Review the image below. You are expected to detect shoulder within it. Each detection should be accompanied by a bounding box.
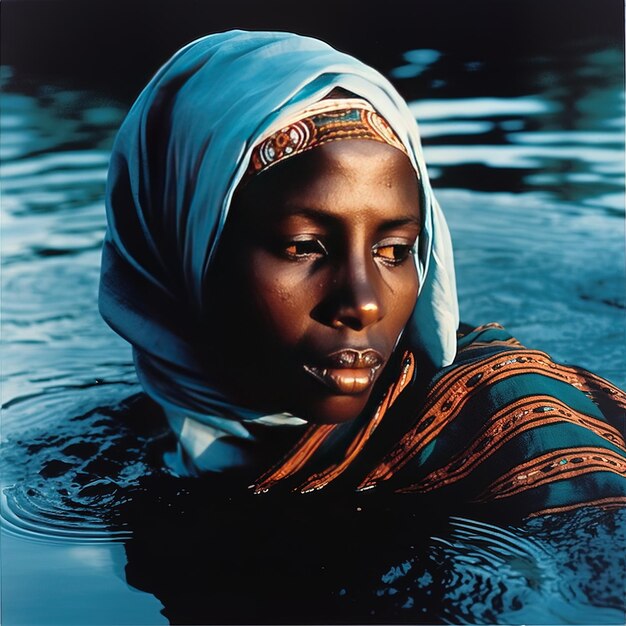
[360,323,626,518]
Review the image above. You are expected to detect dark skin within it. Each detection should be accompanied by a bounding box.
[205,139,421,423]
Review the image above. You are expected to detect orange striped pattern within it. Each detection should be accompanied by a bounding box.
[396,395,625,494]
[357,349,589,490]
[474,447,626,502]
[556,364,626,410]
[250,423,337,493]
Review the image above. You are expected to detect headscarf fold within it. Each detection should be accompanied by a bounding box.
[99,30,459,467]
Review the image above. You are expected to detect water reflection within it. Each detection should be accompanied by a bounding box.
[395,46,625,207]
[390,49,442,79]
[1,40,624,624]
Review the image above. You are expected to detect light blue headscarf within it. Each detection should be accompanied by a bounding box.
[99,30,459,472]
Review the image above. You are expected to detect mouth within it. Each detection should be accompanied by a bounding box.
[303,349,384,395]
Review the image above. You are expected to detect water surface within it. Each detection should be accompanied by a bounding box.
[1,40,624,625]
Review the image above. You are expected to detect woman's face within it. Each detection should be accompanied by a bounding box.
[207,139,421,423]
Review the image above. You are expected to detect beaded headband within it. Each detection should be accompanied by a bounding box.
[247,98,409,177]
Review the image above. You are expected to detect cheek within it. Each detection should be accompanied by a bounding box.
[245,257,315,342]
[388,267,420,325]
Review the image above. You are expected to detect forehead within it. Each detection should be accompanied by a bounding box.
[234,140,421,226]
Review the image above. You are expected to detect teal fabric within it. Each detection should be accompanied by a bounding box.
[99,30,459,430]
[367,325,626,517]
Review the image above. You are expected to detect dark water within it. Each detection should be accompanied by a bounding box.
[1,37,625,626]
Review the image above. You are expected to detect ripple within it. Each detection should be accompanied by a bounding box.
[365,513,625,624]
[411,96,558,119]
[1,150,110,180]
[1,487,129,543]
[0,392,172,544]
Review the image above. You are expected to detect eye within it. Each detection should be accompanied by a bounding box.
[373,242,415,266]
[283,238,328,260]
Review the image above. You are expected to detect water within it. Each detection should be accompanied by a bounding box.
[1,39,624,625]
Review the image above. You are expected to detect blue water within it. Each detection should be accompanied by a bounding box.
[1,41,624,625]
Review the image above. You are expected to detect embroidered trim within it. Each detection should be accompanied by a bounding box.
[396,395,626,494]
[247,98,408,177]
[474,446,626,502]
[356,349,613,490]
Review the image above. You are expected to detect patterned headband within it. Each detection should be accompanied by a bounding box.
[247,97,409,177]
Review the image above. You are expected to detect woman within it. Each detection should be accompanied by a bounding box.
[100,30,625,519]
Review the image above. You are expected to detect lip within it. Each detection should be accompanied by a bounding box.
[303,349,384,395]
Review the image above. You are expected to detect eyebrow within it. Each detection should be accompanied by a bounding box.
[378,216,422,231]
[280,207,421,231]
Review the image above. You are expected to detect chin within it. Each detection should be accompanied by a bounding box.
[294,393,371,424]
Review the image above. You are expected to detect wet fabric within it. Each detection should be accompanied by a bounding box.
[99,31,459,447]
[250,323,626,518]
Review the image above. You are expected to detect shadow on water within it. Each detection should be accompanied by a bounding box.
[1,23,624,626]
[117,475,626,624]
[3,392,624,624]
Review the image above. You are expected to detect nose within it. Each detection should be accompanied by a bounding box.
[326,252,385,331]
